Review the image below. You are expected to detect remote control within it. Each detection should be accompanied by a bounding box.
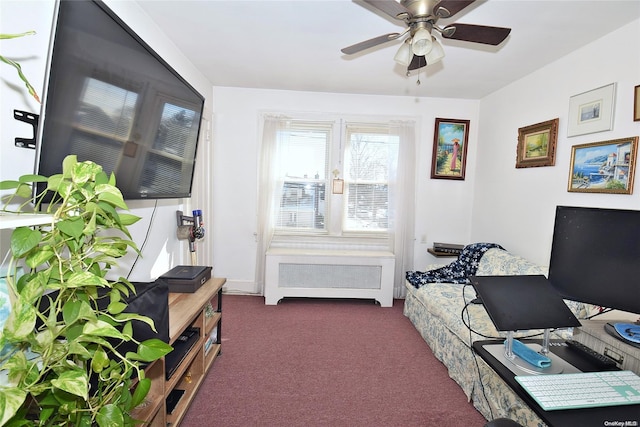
[565,339,617,368]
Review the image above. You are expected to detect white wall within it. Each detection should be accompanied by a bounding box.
[5,3,637,296]
[210,88,479,293]
[472,19,640,267]
[0,1,214,281]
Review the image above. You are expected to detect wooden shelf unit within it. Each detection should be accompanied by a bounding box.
[134,277,225,427]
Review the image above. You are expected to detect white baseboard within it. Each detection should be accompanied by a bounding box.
[222,279,260,296]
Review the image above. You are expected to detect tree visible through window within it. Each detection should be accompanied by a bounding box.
[344,126,398,232]
[273,120,398,235]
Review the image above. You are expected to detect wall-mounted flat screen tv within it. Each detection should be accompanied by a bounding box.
[36,0,205,200]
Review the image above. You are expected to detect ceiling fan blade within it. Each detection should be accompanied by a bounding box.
[434,0,476,18]
[341,32,403,55]
[441,23,511,46]
[408,55,426,71]
[362,0,412,21]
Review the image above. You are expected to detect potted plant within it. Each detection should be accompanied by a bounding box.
[0,155,172,426]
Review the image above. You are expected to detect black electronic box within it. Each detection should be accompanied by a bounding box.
[159,265,212,293]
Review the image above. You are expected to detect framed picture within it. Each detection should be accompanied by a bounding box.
[431,118,470,180]
[634,85,640,121]
[567,83,616,137]
[568,136,638,194]
[332,178,344,194]
[516,118,559,168]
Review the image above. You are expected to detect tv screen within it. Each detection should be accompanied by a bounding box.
[36,0,204,200]
[548,206,640,315]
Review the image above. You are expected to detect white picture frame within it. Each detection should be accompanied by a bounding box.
[567,83,616,137]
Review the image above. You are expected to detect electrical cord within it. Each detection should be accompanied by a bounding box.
[585,307,613,320]
[461,283,566,421]
[463,283,494,421]
[126,199,158,280]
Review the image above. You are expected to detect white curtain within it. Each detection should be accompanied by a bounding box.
[254,115,288,294]
[255,115,415,299]
[388,120,416,298]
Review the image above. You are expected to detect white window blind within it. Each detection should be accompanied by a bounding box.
[343,124,399,232]
[275,122,331,231]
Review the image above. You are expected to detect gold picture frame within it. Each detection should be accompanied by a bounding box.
[568,136,638,194]
[430,118,470,180]
[634,85,640,121]
[516,118,558,168]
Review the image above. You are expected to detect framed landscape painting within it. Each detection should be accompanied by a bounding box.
[516,118,558,168]
[431,118,470,180]
[568,136,638,194]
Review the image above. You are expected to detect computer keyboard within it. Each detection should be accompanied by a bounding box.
[515,370,640,411]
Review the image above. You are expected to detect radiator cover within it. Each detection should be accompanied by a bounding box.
[279,263,382,289]
[264,249,395,307]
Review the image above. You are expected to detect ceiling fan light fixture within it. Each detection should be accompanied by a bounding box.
[394,40,412,66]
[425,37,445,65]
[411,27,433,56]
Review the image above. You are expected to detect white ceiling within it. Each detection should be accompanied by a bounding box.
[136,0,640,99]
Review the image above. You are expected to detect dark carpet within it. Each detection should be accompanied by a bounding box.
[180,295,486,427]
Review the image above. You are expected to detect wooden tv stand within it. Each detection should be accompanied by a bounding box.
[132,277,225,426]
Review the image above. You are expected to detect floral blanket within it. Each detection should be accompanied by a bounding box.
[406,242,504,287]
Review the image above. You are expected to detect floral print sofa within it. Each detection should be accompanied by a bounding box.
[403,247,594,427]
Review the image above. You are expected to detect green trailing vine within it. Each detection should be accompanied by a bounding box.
[0,155,172,426]
[1,31,40,103]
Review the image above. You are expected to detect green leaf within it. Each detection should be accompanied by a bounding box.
[15,183,33,198]
[91,347,109,373]
[4,300,36,340]
[67,340,92,358]
[10,226,41,258]
[25,245,54,269]
[93,242,128,258]
[56,216,84,240]
[61,155,78,178]
[66,271,108,288]
[15,275,44,305]
[0,31,36,40]
[18,174,48,183]
[63,300,96,324]
[129,338,173,362]
[96,185,127,209]
[130,377,151,409]
[96,403,124,427]
[51,370,89,400]
[107,301,127,315]
[114,312,156,331]
[117,213,141,226]
[0,387,28,426]
[122,321,133,339]
[83,319,125,340]
[0,180,20,190]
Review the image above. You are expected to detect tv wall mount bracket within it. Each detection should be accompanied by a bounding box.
[14,109,39,149]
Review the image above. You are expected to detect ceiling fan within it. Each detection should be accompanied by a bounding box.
[341,0,511,71]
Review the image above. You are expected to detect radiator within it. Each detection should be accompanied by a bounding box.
[264,249,395,307]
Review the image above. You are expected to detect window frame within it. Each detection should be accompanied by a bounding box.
[269,116,398,242]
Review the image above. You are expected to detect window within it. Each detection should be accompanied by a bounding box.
[275,123,330,231]
[271,119,398,236]
[344,124,398,232]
